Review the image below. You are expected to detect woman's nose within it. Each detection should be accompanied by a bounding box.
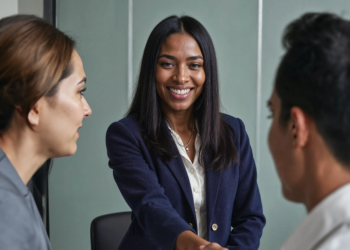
[83,97,92,117]
[173,64,190,84]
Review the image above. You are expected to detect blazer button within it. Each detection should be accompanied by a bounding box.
[211,223,218,231]
[189,223,193,228]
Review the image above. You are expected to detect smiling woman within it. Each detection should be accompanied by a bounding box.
[0,15,91,250]
[106,15,265,250]
[156,33,205,114]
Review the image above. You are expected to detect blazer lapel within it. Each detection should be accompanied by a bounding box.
[205,156,223,224]
[166,136,195,215]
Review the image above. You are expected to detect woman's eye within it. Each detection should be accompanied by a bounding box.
[161,62,173,67]
[79,87,87,97]
[191,63,201,68]
[267,113,274,119]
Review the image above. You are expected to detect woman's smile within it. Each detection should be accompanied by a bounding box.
[167,87,194,99]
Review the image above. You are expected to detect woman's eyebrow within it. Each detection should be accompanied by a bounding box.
[158,54,203,61]
[186,55,203,61]
[77,77,87,85]
[158,54,177,60]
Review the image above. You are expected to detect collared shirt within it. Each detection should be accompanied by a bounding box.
[0,148,51,250]
[281,183,350,250]
[168,126,208,240]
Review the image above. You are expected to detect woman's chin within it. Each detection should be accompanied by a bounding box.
[168,103,192,112]
[68,145,78,156]
[54,144,78,158]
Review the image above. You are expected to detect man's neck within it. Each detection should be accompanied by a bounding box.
[303,155,350,212]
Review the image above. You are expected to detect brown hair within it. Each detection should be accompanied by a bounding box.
[0,15,75,133]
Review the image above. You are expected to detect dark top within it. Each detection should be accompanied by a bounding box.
[0,148,51,250]
[106,113,266,250]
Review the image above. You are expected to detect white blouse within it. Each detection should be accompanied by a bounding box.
[168,126,208,240]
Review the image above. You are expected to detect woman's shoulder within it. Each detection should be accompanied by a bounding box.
[106,114,142,143]
[113,113,138,126]
[107,114,139,132]
[221,113,252,155]
[0,187,45,250]
[0,166,32,225]
[220,113,245,133]
[0,151,25,195]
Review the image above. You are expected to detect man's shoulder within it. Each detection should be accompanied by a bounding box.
[316,219,350,250]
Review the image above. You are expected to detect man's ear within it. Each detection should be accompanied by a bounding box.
[27,101,41,126]
[290,107,311,147]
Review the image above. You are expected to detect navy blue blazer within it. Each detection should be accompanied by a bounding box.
[106,113,265,250]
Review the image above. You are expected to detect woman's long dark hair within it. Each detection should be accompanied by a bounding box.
[127,15,238,170]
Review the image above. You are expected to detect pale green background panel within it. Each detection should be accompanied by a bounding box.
[50,1,129,250]
[18,0,43,17]
[132,0,259,151]
[0,0,17,18]
[259,1,350,249]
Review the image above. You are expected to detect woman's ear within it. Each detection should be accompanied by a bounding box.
[290,107,311,147]
[27,101,41,126]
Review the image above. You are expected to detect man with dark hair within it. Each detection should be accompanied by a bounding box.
[267,13,350,250]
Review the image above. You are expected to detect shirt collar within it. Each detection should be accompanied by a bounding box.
[281,183,350,250]
[0,147,30,197]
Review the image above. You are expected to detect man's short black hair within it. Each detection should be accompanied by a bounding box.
[275,12,350,166]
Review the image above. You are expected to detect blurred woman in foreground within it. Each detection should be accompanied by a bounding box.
[0,15,91,249]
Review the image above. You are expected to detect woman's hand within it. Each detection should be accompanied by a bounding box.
[199,242,228,250]
[175,230,209,250]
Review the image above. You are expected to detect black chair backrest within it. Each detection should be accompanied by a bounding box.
[91,211,131,250]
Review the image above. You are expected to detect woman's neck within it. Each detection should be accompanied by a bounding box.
[0,126,47,185]
[162,103,194,133]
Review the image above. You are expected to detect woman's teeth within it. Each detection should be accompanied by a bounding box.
[169,88,191,95]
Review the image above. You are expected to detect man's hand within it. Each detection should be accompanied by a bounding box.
[199,242,228,250]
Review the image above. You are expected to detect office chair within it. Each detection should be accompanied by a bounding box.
[90,211,131,250]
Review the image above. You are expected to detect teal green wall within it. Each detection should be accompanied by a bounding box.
[50,1,129,250]
[50,1,350,250]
